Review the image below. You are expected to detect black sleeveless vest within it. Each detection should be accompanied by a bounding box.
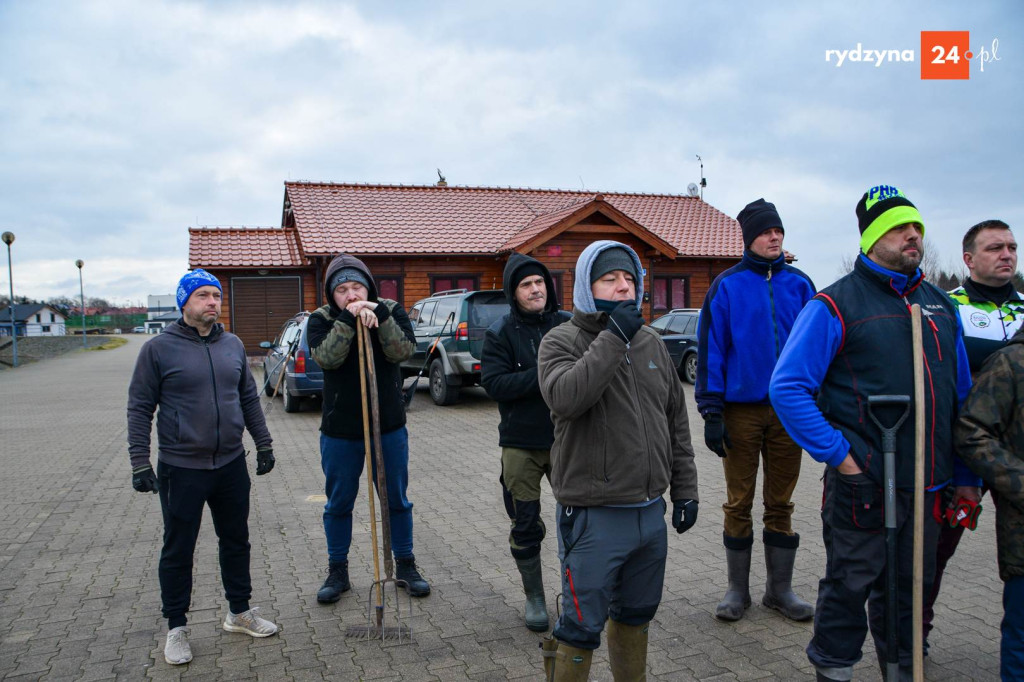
[814,258,961,490]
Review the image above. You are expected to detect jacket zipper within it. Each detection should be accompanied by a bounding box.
[767,269,780,357]
[204,338,221,464]
[626,351,653,497]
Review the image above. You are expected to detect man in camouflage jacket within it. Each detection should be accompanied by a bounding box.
[956,325,1024,680]
[306,254,430,603]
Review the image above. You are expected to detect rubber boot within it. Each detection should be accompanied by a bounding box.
[540,637,593,682]
[514,555,549,632]
[762,533,814,621]
[607,619,649,682]
[715,537,752,621]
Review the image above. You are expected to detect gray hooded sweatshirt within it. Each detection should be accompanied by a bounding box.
[127,319,271,470]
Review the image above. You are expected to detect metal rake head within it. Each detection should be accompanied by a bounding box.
[344,578,413,643]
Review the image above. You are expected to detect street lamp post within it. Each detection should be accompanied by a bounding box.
[2,231,17,368]
[76,259,86,349]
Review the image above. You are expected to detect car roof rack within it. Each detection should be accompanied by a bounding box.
[431,289,469,297]
[669,308,700,313]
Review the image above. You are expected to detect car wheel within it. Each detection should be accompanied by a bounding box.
[283,387,301,413]
[682,353,697,385]
[429,358,459,406]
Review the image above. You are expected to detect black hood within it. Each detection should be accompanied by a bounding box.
[323,253,377,313]
[502,252,559,316]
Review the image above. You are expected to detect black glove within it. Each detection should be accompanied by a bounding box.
[703,413,731,458]
[132,464,159,493]
[672,499,698,534]
[256,448,275,476]
[606,301,644,342]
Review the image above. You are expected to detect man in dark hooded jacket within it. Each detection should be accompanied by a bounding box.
[481,252,570,632]
[306,254,430,603]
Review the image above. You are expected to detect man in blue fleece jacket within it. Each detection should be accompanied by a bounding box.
[696,198,816,623]
[769,185,978,682]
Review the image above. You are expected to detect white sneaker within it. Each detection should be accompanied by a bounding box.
[164,626,192,665]
[223,607,279,637]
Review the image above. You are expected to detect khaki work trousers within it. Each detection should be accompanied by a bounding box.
[721,403,802,540]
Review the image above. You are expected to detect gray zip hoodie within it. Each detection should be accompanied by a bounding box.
[127,319,271,470]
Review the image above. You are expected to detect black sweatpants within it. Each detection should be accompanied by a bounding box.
[157,455,252,628]
[807,468,939,676]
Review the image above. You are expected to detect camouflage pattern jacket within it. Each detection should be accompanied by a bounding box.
[955,326,1024,580]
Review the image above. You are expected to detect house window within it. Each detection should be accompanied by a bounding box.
[376,276,403,303]
[35,314,41,323]
[431,275,479,294]
[651,276,689,311]
[42,325,51,333]
[549,272,564,308]
[49,313,54,322]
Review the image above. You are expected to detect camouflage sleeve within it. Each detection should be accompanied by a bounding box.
[376,300,416,364]
[308,307,357,370]
[955,352,1024,499]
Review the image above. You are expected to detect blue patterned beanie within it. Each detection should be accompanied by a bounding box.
[176,269,222,309]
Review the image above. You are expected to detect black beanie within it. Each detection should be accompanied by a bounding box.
[737,199,783,248]
[590,247,637,283]
[513,262,546,287]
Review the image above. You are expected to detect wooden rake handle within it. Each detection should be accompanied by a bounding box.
[357,324,383,609]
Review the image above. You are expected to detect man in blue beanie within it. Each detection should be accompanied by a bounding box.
[127,269,278,666]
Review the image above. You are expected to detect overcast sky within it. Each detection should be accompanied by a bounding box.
[1,1,1020,304]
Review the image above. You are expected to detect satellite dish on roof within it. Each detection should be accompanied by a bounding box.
[686,183,700,197]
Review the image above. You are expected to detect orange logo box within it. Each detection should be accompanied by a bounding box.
[921,31,971,80]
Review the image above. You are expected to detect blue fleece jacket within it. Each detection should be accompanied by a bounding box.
[769,254,978,488]
[695,251,815,415]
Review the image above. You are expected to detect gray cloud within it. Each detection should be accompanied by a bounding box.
[0,0,1020,302]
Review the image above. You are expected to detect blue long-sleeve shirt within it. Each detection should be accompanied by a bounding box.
[769,254,978,488]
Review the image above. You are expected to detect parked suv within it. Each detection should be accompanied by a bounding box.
[650,308,700,384]
[260,312,323,413]
[401,289,510,405]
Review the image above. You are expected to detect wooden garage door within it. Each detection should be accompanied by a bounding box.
[231,277,302,355]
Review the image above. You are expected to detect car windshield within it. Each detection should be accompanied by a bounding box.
[466,292,510,329]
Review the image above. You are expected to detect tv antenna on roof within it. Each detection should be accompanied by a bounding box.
[695,155,707,200]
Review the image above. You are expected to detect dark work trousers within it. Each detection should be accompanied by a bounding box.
[923,485,989,643]
[157,455,252,629]
[499,447,551,560]
[722,403,803,540]
[1003,575,1024,681]
[807,468,939,677]
[553,501,667,650]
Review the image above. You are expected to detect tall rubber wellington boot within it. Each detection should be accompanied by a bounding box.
[514,555,549,632]
[762,533,814,621]
[607,619,649,682]
[540,637,593,682]
[716,537,753,621]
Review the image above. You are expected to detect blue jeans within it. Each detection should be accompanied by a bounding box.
[320,428,414,562]
[1003,576,1024,681]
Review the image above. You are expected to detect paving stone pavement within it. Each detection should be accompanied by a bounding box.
[0,335,1004,681]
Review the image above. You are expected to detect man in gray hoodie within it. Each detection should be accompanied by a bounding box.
[127,269,278,666]
[537,241,700,681]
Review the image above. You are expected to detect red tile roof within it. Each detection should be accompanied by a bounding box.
[283,182,742,258]
[189,226,303,268]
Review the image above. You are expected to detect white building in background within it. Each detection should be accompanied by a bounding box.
[145,294,180,333]
[0,304,67,336]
